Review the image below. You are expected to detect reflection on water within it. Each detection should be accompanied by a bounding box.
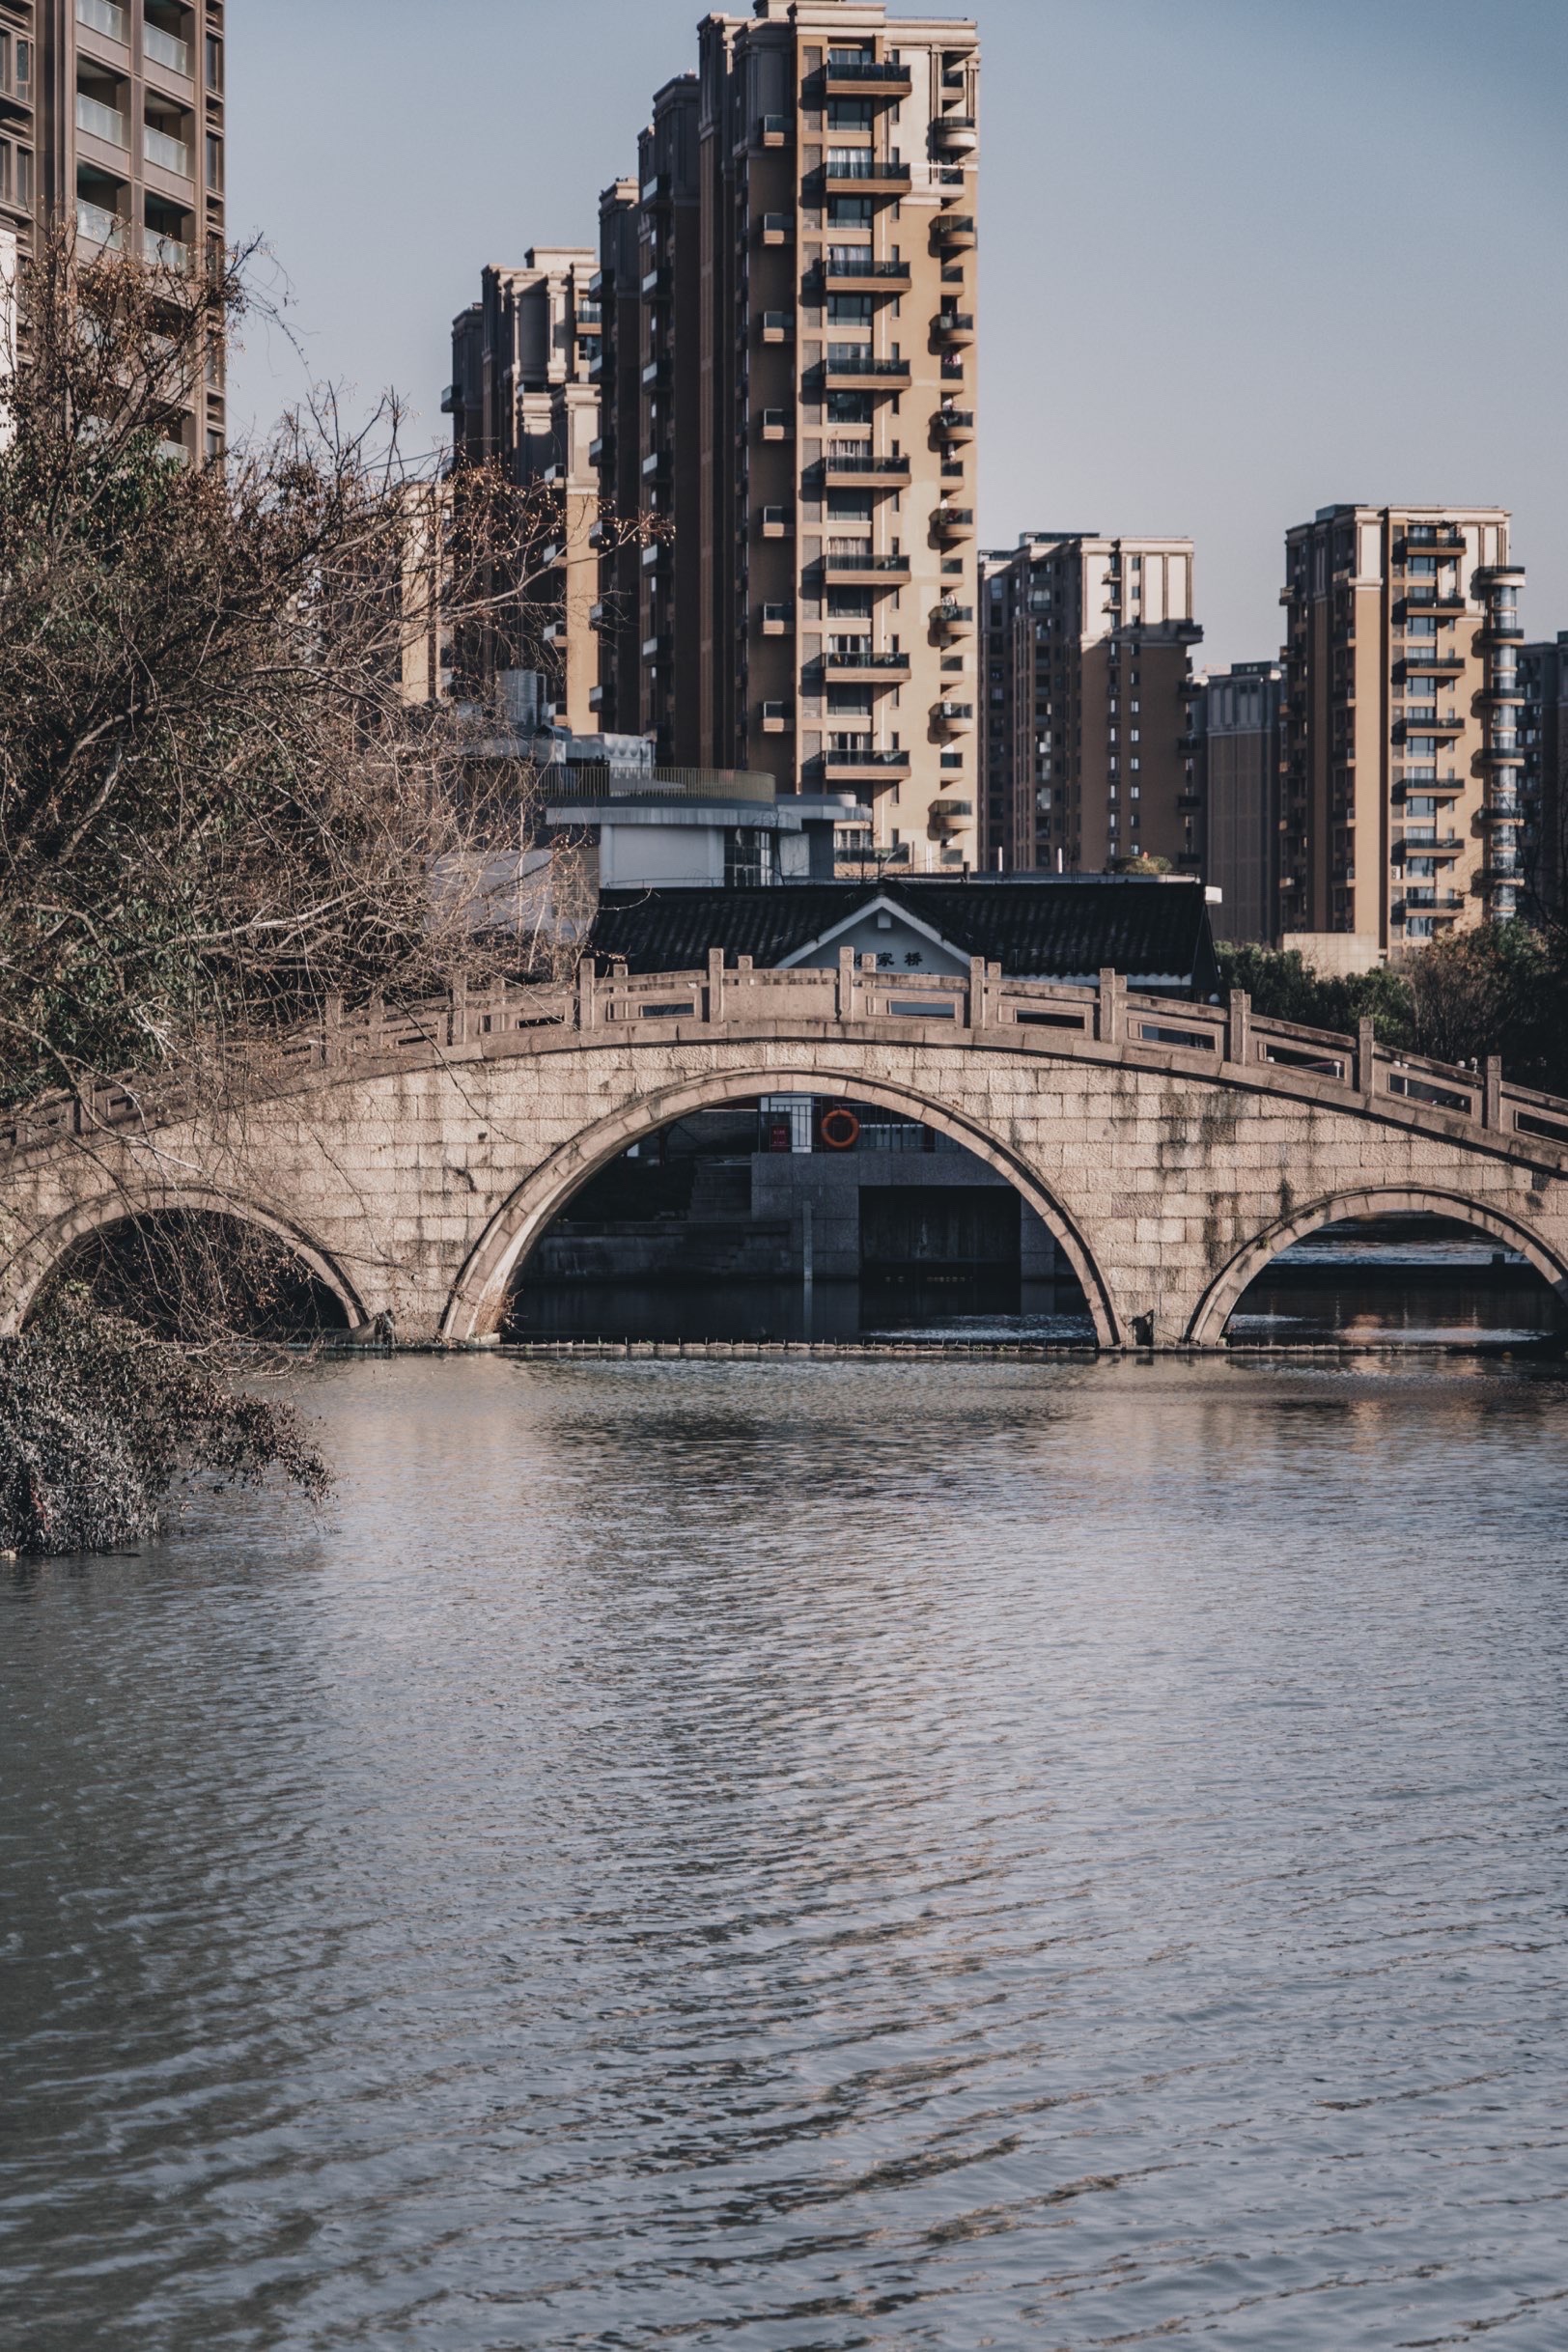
[513,1247,1561,1350]
[4,1355,1568,2350]
[512,1271,1098,1345]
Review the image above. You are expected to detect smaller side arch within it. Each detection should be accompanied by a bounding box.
[0,1185,371,1336]
[1186,1185,1568,1347]
[442,1062,1121,1347]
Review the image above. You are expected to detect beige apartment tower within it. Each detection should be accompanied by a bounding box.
[447,252,602,731]
[1280,506,1525,949]
[600,0,981,868]
[1,0,227,456]
[981,535,1203,874]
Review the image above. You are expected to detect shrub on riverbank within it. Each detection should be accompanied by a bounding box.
[0,1289,328,1558]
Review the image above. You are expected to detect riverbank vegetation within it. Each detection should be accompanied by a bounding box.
[0,228,590,1552]
[1218,922,1568,1097]
[0,1287,328,1559]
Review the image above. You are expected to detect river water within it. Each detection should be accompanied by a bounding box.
[4,1356,1568,2349]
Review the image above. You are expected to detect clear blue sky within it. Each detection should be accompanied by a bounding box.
[230,0,1568,668]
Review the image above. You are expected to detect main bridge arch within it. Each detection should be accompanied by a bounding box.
[1187,1185,1568,1348]
[440,1062,1120,1346]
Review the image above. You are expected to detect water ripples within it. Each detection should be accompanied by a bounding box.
[3,1357,1568,2348]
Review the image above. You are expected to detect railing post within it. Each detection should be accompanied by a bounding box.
[1225,988,1250,1068]
[1358,1018,1376,1100]
[707,946,725,1025]
[577,958,599,1031]
[968,954,989,1029]
[1484,1054,1502,1130]
[837,943,856,1022]
[1096,966,1123,1044]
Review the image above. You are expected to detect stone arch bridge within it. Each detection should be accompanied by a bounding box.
[5,951,1568,1350]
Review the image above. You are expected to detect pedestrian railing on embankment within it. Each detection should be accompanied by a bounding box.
[5,953,1568,1164]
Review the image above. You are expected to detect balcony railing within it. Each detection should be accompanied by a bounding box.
[76,0,128,38]
[76,91,129,148]
[142,224,194,271]
[823,154,909,183]
[143,21,192,74]
[76,197,124,250]
[144,123,193,177]
[825,454,909,476]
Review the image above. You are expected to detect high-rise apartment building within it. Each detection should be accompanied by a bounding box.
[980,534,1202,874]
[592,78,705,764]
[446,251,602,731]
[0,0,226,457]
[1195,661,1282,945]
[1279,506,1524,949]
[600,0,981,869]
[591,175,644,742]
[1520,631,1567,919]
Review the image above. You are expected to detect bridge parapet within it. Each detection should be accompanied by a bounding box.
[5,962,1568,1173]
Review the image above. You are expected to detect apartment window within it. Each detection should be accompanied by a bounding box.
[0,34,9,98]
[15,144,32,208]
[827,294,873,325]
[205,34,223,93]
[15,38,30,95]
[0,139,9,203]
[828,196,874,227]
[206,133,223,193]
[827,100,874,129]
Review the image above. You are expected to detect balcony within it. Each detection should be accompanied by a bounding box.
[1401,587,1467,617]
[142,224,194,271]
[754,113,792,149]
[823,452,910,487]
[823,58,912,97]
[934,114,979,154]
[822,254,910,291]
[824,650,910,682]
[76,0,128,39]
[75,197,125,250]
[758,211,795,245]
[821,348,910,390]
[932,601,975,638]
[640,173,672,208]
[1482,740,1526,765]
[1403,526,1465,553]
[822,748,910,781]
[930,797,973,829]
[1400,651,1466,678]
[821,154,910,194]
[932,701,974,735]
[821,547,910,585]
[933,406,974,443]
[1483,614,1526,643]
[760,504,794,539]
[936,212,977,250]
[76,90,129,149]
[144,19,192,76]
[933,504,975,543]
[1396,714,1465,741]
[759,602,795,634]
[144,120,193,179]
[760,309,795,343]
[759,407,794,442]
[934,309,975,347]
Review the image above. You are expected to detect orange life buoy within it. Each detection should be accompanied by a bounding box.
[820,1106,860,1152]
